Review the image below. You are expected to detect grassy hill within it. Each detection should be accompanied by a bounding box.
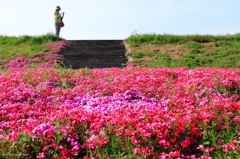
[127,33,240,68]
[0,33,240,69]
[0,34,63,69]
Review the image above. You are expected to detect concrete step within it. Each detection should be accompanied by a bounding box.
[66,40,125,49]
[64,46,125,50]
[64,58,127,63]
[61,49,125,56]
[59,40,127,69]
[67,40,124,45]
[63,61,126,69]
[64,55,126,61]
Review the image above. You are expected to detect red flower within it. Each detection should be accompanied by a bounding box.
[190,123,198,134]
[169,150,180,157]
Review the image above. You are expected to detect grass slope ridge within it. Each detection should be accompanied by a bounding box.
[127,33,240,68]
[0,33,64,69]
[0,33,240,69]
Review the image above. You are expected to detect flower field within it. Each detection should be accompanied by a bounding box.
[0,66,239,158]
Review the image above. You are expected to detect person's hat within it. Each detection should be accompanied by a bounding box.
[56,6,61,10]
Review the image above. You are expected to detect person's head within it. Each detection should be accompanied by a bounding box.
[56,6,61,12]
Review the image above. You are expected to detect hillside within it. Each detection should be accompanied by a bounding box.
[0,33,240,69]
[0,34,64,69]
[126,33,240,68]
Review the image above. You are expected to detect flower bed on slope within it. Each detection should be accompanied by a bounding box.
[0,67,239,158]
[4,40,66,69]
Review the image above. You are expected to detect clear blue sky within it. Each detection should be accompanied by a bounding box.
[0,0,239,40]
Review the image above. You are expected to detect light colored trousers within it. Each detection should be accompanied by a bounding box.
[55,23,61,36]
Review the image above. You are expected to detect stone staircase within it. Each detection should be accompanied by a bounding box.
[59,40,128,69]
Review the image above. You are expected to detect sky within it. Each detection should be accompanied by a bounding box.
[0,0,240,40]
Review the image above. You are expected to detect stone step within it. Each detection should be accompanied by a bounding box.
[61,49,125,56]
[59,40,127,69]
[64,43,125,50]
[64,58,127,63]
[64,55,126,61]
[63,61,126,69]
[64,46,125,50]
[67,40,124,45]
[66,40,125,49]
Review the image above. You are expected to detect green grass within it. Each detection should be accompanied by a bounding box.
[186,41,203,49]
[127,33,240,46]
[0,33,63,65]
[129,52,155,58]
[127,33,240,68]
[0,33,239,69]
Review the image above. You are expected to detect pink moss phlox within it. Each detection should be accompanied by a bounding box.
[0,67,239,158]
[5,56,31,69]
[5,40,66,69]
[32,122,56,139]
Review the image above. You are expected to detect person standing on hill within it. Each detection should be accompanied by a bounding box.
[54,6,65,36]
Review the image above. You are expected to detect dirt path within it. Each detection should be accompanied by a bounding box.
[127,41,220,58]
[129,43,190,59]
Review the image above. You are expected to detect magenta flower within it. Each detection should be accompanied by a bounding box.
[32,123,55,138]
[222,144,228,152]
[0,66,239,158]
[229,140,237,150]
[36,152,45,159]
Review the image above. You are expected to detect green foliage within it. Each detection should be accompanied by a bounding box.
[216,40,231,46]
[127,33,185,46]
[189,49,200,55]
[130,48,240,68]
[232,42,240,48]
[187,41,203,49]
[153,53,172,67]
[0,33,62,45]
[128,52,172,68]
[128,33,240,68]
[127,33,240,47]
[129,52,155,58]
